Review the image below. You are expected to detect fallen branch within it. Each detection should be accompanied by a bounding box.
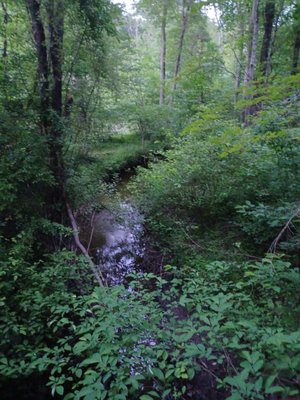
[66,202,106,287]
[268,206,300,253]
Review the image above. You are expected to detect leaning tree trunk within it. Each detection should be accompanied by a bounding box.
[159,0,167,106]
[260,0,275,78]
[170,0,192,104]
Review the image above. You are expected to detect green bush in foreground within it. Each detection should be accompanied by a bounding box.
[1,254,299,399]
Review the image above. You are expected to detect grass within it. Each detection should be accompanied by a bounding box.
[90,133,154,177]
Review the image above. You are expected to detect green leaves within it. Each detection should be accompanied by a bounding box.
[151,367,164,381]
[80,353,102,366]
[2,254,300,399]
[56,386,64,396]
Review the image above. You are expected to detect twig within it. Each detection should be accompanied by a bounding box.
[222,347,238,375]
[66,202,106,287]
[199,359,219,381]
[180,226,204,250]
[87,211,96,253]
[268,207,300,253]
[231,46,244,70]
[87,226,95,254]
[63,27,87,91]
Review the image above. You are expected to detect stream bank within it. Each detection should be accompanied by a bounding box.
[76,159,230,400]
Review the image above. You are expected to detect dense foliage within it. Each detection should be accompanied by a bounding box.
[1,0,300,399]
[132,74,300,260]
[1,255,300,399]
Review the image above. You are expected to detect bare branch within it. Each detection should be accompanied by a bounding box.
[66,202,106,287]
[268,207,300,253]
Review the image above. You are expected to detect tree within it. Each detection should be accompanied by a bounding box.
[136,0,171,105]
[25,0,117,223]
[170,0,193,99]
[244,0,259,85]
[160,0,168,105]
[26,0,65,221]
[259,0,276,77]
[242,0,260,123]
[1,2,8,58]
[291,3,300,74]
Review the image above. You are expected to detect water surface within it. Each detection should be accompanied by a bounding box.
[81,173,145,285]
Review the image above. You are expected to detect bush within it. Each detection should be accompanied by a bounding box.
[2,255,299,399]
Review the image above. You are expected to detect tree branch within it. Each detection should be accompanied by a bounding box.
[66,202,106,287]
[268,207,300,253]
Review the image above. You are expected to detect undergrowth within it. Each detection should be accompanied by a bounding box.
[1,253,299,399]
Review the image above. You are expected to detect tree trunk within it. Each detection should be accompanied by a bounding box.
[234,9,246,106]
[292,4,300,75]
[170,0,192,103]
[27,0,65,223]
[1,2,8,58]
[46,0,65,190]
[244,0,259,85]
[243,0,259,123]
[47,0,64,119]
[292,34,300,74]
[1,2,8,99]
[266,0,284,78]
[234,50,243,106]
[260,0,275,77]
[26,0,50,134]
[159,0,167,106]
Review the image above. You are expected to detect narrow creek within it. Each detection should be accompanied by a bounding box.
[81,171,146,285]
[79,170,225,400]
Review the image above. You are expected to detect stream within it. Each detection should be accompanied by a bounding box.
[81,171,146,285]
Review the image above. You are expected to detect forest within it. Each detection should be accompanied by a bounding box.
[0,0,300,399]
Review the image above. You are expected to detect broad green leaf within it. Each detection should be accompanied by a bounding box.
[56,386,64,396]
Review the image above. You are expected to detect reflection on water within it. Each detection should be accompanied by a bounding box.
[81,183,161,382]
[92,201,145,285]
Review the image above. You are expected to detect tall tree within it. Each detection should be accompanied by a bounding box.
[1,1,8,58]
[26,0,65,219]
[25,0,116,221]
[160,0,168,105]
[243,0,260,122]
[170,0,193,100]
[1,1,8,99]
[244,0,260,85]
[233,2,247,105]
[259,0,276,77]
[137,0,172,105]
[26,0,50,133]
[291,3,300,74]
[264,0,285,78]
